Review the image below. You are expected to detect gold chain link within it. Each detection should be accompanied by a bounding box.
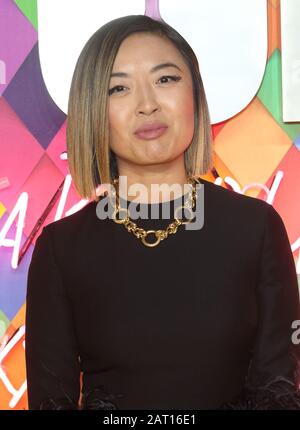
[110,176,200,247]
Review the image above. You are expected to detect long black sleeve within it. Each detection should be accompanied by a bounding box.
[221,203,300,409]
[25,225,81,410]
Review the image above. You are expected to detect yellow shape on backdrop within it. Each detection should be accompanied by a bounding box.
[0,202,6,218]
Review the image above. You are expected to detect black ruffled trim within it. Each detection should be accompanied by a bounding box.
[34,362,80,410]
[38,397,79,410]
[219,376,300,410]
[80,385,125,410]
[36,377,300,410]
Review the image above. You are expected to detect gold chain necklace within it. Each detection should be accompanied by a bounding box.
[110,176,200,248]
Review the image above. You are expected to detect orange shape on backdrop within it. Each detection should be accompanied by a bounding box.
[267,0,282,57]
[268,0,280,10]
[213,97,293,198]
[10,303,26,330]
[211,151,238,184]
[0,303,27,410]
[0,328,27,410]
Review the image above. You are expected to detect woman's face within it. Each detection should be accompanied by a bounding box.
[108,32,195,173]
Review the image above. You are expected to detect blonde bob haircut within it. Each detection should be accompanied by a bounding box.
[67,14,213,202]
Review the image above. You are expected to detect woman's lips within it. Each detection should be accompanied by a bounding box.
[134,126,168,140]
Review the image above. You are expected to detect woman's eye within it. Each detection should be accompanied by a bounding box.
[158,75,182,84]
[108,85,126,96]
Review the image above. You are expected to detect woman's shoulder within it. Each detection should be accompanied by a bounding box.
[37,200,103,260]
[44,199,98,236]
[35,199,109,267]
[198,176,270,216]
[196,177,276,246]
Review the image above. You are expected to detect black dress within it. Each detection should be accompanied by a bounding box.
[25,177,300,410]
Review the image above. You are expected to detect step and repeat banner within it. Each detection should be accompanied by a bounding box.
[0,0,299,410]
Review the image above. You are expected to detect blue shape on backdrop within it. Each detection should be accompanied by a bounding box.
[0,215,34,320]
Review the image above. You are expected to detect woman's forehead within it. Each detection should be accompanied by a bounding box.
[112,36,185,73]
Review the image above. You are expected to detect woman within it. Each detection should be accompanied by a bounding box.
[25,15,300,410]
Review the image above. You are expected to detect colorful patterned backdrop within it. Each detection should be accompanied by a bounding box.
[0,0,299,410]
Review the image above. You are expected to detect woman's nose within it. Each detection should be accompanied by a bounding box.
[137,106,160,116]
[136,88,159,115]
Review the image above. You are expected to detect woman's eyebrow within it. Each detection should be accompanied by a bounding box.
[110,62,182,78]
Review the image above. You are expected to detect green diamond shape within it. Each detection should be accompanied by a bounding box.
[14,0,38,31]
[0,310,10,339]
[257,48,300,141]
